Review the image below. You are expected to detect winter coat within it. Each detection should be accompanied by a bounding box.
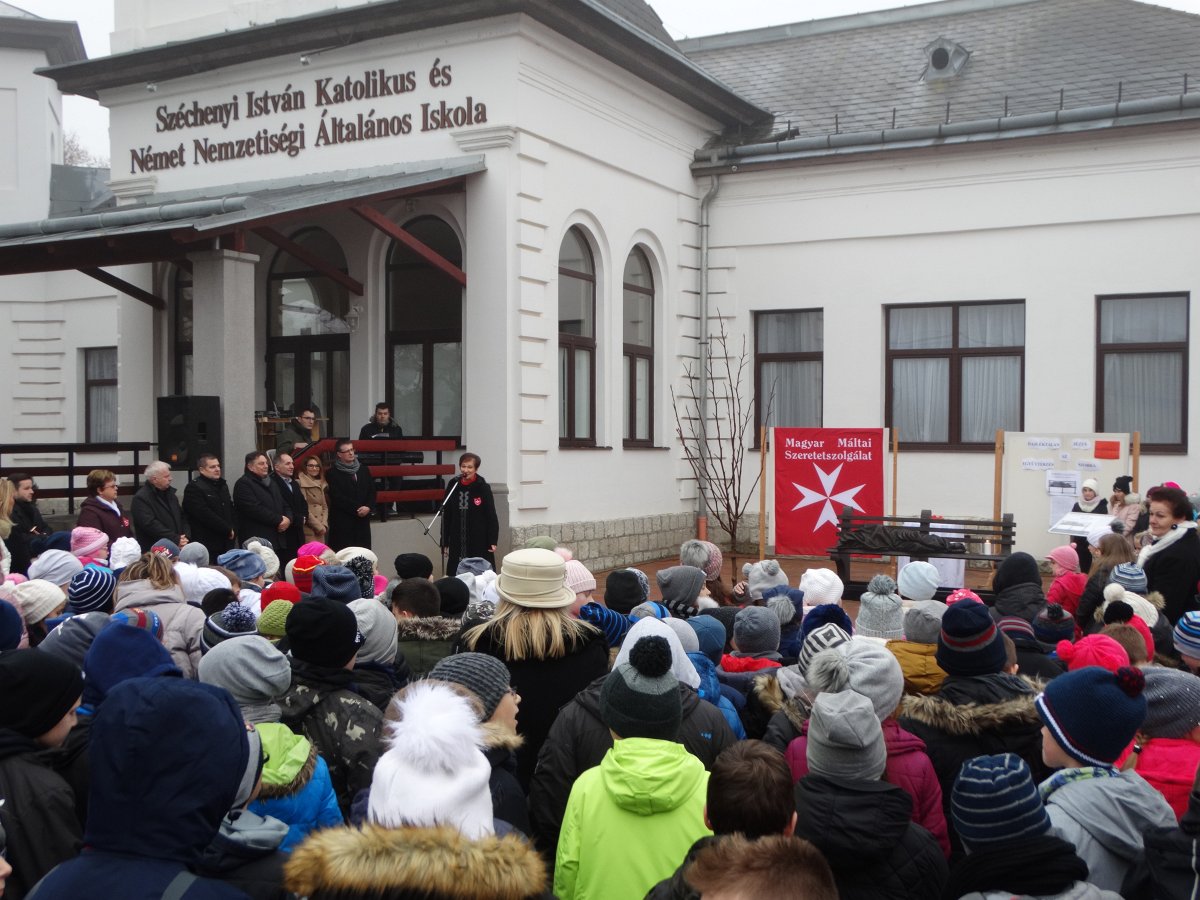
[349,659,409,712]
[281,823,553,900]
[685,651,746,739]
[785,717,950,858]
[1043,770,1176,893]
[748,673,812,751]
[1047,572,1088,617]
[196,810,288,900]
[395,615,461,677]
[887,639,947,695]
[898,673,1048,851]
[0,729,81,900]
[29,678,253,899]
[113,579,205,679]
[355,418,404,466]
[554,737,711,900]
[794,773,948,900]
[442,475,499,574]
[1129,736,1200,820]
[528,675,736,856]
[948,835,1120,900]
[233,472,289,548]
[271,473,308,562]
[1128,776,1200,900]
[465,621,609,789]
[274,419,313,457]
[183,474,236,556]
[1110,493,1145,547]
[76,495,134,547]
[1140,525,1200,624]
[297,472,328,541]
[247,732,343,853]
[644,836,716,900]
[990,582,1046,623]
[1006,633,1066,681]
[1074,569,1113,630]
[131,481,186,552]
[278,658,383,817]
[325,465,375,551]
[480,722,531,836]
[8,498,48,575]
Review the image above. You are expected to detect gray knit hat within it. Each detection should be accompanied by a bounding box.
[806,690,887,781]
[856,574,905,640]
[904,600,947,644]
[600,635,681,741]
[734,606,781,654]
[28,550,83,587]
[807,639,904,721]
[38,612,111,670]
[656,565,705,619]
[179,542,210,567]
[428,652,511,721]
[348,598,398,665]
[745,560,789,600]
[198,635,292,709]
[1141,666,1200,738]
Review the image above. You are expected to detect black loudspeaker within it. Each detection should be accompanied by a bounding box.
[157,396,223,468]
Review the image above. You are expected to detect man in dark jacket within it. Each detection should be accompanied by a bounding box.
[270,452,307,565]
[233,451,291,548]
[275,408,315,457]
[131,461,188,552]
[325,440,375,551]
[183,455,237,556]
[279,596,382,817]
[357,402,404,518]
[28,676,258,899]
[6,473,48,576]
[794,691,947,900]
[0,649,83,900]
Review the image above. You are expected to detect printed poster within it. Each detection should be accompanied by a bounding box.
[774,428,885,556]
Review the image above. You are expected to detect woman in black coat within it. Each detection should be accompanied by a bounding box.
[325,439,376,551]
[1139,485,1200,625]
[441,451,499,576]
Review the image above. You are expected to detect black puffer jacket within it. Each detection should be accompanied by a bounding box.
[528,675,737,856]
[644,836,716,900]
[990,582,1046,623]
[795,773,947,900]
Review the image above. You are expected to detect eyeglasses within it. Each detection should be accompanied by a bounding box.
[299,415,315,421]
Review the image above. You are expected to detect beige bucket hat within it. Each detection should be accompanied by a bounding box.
[496,548,575,609]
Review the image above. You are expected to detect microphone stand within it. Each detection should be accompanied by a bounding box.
[421,477,460,574]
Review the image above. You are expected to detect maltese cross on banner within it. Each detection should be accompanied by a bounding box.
[792,463,866,531]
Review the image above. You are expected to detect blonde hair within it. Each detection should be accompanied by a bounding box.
[118,552,178,590]
[0,480,13,539]
[462,599,598,662]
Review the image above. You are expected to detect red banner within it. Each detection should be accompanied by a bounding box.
[774,428,885,556]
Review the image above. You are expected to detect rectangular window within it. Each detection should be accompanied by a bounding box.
[754,309,823,432]
[1097,294,1188,452]
[885,301,1024,448]
[85,347,118,443]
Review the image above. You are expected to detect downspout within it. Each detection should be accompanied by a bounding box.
[696,174,720,539]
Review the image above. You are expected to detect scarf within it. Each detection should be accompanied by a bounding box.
[1138,520,1197,567]
[460,474,477,487]
[334,457,361,475]
[943,835,1088,899]
[256,473,273,489]
[1076,495,1103,513]
[1039,764,1120,801]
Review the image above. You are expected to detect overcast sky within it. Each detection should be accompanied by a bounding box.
[18,0,1200,161]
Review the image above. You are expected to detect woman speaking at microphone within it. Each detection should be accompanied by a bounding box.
[441,451,499,576]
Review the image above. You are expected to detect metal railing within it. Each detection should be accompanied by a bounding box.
[0,442,154,513]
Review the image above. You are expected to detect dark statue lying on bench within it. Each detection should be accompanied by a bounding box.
[834,525,967,555]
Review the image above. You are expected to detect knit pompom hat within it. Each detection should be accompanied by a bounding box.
[745,560,789,600]
[807,638,904,721]
[1055,633,1129,673]
[951,753,1051,852]
[1046,545,1081,575]
[855,574,905,640]
[936,600,1006,677]
[201,601,259,652]
[1098,582,1160,629]
[801,568,843,606]
[904,600,946,644]
[66,565,117,614]
[600,635,682,741]
[1033,603,1075,644]
[1036,665,1147,766]
[13,579,66,625]
[70,526,109,559]
[563,559,596,596]
[897,561,940,602]
[797,622,851,677]
[1141,667,1200,738]
[344,556,377,600]
[657,565,705,619]
[767,595,798,627]
[734,606,781,654]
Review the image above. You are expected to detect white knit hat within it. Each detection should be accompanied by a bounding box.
[801,568,844,605]
[14,579,67,625]
[335,546,378,568]
[109,537,143,569]
[245,540,281,580]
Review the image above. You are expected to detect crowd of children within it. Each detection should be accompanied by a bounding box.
[1,475,1199,898]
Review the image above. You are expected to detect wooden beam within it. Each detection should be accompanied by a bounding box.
[252,226,363,296]
[350,204,466,287]
[79,267,167,310]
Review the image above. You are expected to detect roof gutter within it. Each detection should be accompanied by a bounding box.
[693,91,1200,172]
[696,174,719,530]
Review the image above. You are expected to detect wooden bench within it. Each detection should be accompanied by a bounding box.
[827,507,1015,584]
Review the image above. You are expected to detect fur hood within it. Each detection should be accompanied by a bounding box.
[900,680,1042,737]
[479,720,523,753]
[395,615,462,642]
[752,672,811,733]
[284,823,548,899]
[256,738,317,800]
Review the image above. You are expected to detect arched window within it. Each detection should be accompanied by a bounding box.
[622,247,654,445]
[558,227,596,445]
[386,216,463,438]
[266,227,352,437]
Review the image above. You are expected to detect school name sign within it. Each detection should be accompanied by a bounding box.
[127,57,486,175]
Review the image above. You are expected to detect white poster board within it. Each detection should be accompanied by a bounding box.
[1000,432,1130,561]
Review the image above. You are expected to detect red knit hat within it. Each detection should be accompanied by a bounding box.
[291,555,324,594]
[1056,633,1129,672]
[261,581,302,611]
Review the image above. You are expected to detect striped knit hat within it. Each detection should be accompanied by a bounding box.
[797,622,851,677]
[936,600,1006,676]
[578,602,632,647]
[1175,611,1200,660]
[290,555,325,593]
[66,565,117,614]
[110,606,164,640]
[952,753,1051,851]
[1036,665,1147,766]
[201,602,259,652]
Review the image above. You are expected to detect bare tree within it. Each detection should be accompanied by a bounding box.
[63,131,108,168]
[672,313,772,564]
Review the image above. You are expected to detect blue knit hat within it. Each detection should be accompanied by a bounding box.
[0,600,24,651]
[687,615,726,664]
[952,754,1051,851]
[1175,611,1200,660]
[66,565,117,614]
[1109,563,1149,595]
[310,565,363,604]
[799,602,854,647]
[1036,665,1147,766]
[217,549,267,582]
[937,600,1007,677]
